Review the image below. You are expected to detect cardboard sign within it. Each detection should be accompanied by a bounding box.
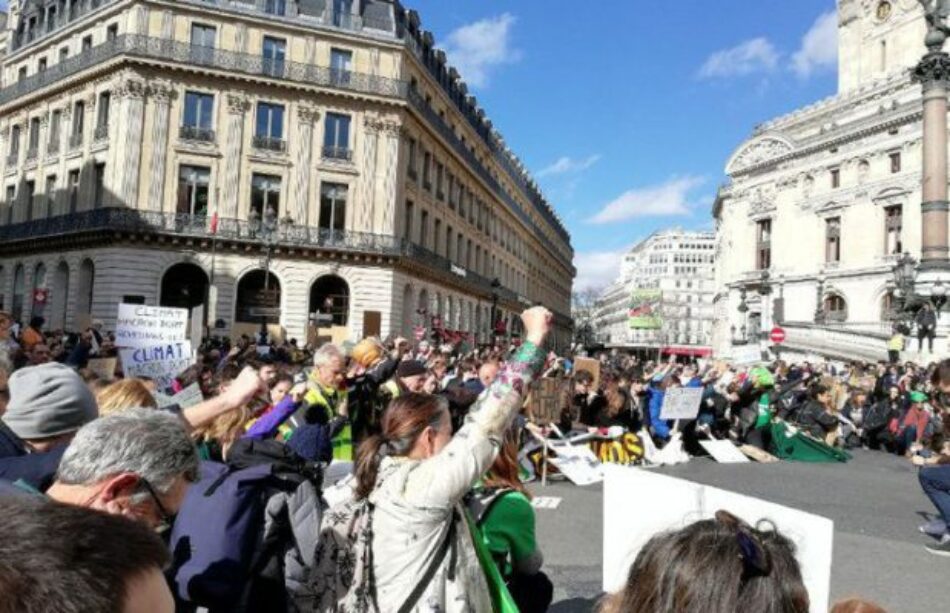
[659,387,704,420]
[574,357,601,389]
[700,440,750,464]
[115,304,188,348]
[75,313,93,333]
[86,357,117,381]
[527,378,569,425]
[153,382,204,409]
[549,443,603,486]
[602,465,833,613]
[119,340,193,391]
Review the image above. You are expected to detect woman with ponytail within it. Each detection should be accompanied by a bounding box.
[313,307,552,612]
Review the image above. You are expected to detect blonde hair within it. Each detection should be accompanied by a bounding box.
[96,379,158,416]
[350,338,385,368]
[192,405,253,460]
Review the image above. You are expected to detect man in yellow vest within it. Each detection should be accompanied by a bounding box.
[287,344,352,461]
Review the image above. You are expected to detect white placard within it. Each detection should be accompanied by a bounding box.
[730,344,765,366]
[549,443,603,486]
[700,440,751,464]
[603,465,833,613]
[531,497,562,510]
[119,340,194,391]
[115,304,189,348]
[152,382,204,409]
[659,387,704,420]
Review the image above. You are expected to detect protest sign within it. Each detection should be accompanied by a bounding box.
[115,304,188,348]
[119,340,193,391]
[700,440,750,463]
[574,357,601,388]
[659,387,703,420]
[729,344,766,366]
[527,378,569,425]
[86,357,117,381]
[154,382,204,409]
[549,443,603,486]
[603,465,833,613]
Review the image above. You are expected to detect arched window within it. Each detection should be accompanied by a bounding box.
[52,262,69,329]
[77,258,95,318]
[31,262,47,319]
[236,270,281,324]
[309,275,350,327]
[824,293,848,322]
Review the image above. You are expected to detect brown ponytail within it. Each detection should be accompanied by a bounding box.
[354,393,448,499]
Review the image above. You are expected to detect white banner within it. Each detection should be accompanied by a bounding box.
[549,443,603,486]
[115,304,188,348]
[120,340,193,391]
[602,465,833,613]
[659,387,704,420]
[700,440,750,463]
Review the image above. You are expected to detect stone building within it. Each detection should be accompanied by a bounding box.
[0,0,575,347]
[713,0,946,361]
[593,229,716,357]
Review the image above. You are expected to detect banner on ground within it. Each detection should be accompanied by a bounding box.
[602,465,833,613]
[115,304,189,348]
[119,340,193,391]
[628,289,663,330]
[659,387,704,420]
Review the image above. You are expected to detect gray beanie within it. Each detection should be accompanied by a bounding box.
[2,363,98,440]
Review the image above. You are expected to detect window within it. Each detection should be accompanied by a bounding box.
[889,151,901,174]
[28,117,40,154]
[436,163,444,200]
[67,169,79,213]
[45,175,56,217]
[250,173,282,221]
[5,186,15,222]
[182,92,214,140]
[445,224,453,260]
[59,47,68,62]
[262,36,286,77]
[93,163,106,208]
[323,113,351,159]
[46,7,57,33]
[107,24,119,41]
[420,209,429,248]
[82,35,92,51]
[407,139,417,179]
[332,0,353,26]
[177,166,211,217]
[885,205,902,255]
[8,125,21,160]
[447,173,456,207]
[823,294,848,322]
[434,218,442,255]
[756,219,772,270]
[423,150,431,188]
[190,24,216,64]
[96,91,110,137]
[72,100,85,145]
[319,183,347,232]
[405,200,414,241]
[24,181,35,220]
[330,48,352,85]
[265,0,287,16]
[17,66,27,81]
[457,233,464,265]
[825,217,841,263]
[254,103,285,151]
[38,57,47,72]
[830,167,840,189]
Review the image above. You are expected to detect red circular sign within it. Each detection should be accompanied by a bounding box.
[33,288,48,304]
[770,327,786,344]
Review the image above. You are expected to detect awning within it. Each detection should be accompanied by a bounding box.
[661,345,713,358]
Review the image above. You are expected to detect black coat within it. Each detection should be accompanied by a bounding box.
[796,401,838,439]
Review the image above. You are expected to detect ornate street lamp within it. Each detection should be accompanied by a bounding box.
[254,205,280,341]
[814,270,827,324]
[935,279,948,313]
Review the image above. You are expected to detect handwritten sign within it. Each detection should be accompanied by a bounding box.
[119,340,193,391]
[659,387,704,421]
[527,378,569,425]
[549,443,603,486]
[86,357,117,381]
[115,304,188,348]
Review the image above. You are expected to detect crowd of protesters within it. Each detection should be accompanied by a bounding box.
[0,304,939,611]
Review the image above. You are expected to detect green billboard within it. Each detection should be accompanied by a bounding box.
[628,289,663,329]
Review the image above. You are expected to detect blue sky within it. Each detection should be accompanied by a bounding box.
[408,0,839,290]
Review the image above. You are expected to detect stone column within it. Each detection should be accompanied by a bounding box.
[375,119,401,234]
[113,76,147,209]
[359,116,380,232]
[222,93,250,219]
[914,50,950,266]
[293,106,318,224]
[146,81,173,212]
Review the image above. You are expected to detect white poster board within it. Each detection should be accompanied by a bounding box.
[549,443,604,486]
[659,387,704,420]
[115,304,189,348]
[154,382,204,409]
[700,440,751,464]
[119,340,193,391]
[730,344,765,366]
[602,465,833,613]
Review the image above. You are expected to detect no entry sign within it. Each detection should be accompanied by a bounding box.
[770,327,786,344]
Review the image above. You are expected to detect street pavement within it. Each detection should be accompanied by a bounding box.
[529,449,945,612]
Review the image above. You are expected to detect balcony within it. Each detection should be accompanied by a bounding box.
[25,147,38,163]
[47,139,60,156]
[252,135,287,153]
[179,126,216,143]
[68,133,84,151]
[10,0,122,53]
[93,124,108,142]
[322,146,352,162]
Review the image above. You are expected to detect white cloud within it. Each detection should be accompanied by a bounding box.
[588,176,706,224]
[698,37,779,79]
[442,13,520,89]
[537,155,601,178]
[791,11,838,78]
[573,247,630,292]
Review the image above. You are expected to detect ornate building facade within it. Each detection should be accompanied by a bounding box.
[713,0,941,361]
[0,0,574,346]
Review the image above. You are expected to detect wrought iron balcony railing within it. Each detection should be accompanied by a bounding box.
[322,146,352,161]
[180,126,216,143]
[10,0,121,52]
[253,135,287,153]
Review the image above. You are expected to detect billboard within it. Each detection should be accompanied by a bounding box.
[628,289,663,329]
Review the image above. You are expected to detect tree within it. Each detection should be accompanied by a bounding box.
[572,287,603,347]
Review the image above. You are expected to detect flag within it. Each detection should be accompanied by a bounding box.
[210,211,219,234]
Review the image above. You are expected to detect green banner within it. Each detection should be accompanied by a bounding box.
[629,289,663,329]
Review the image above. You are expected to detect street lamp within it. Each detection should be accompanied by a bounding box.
[814,270,827,324]
[249,205,279,342]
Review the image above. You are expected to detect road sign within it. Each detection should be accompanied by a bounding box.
[770,327,786,344]
[249,307,281,318]
[252,288,280,307]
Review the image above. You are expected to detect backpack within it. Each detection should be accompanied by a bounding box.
[169,439,323,612]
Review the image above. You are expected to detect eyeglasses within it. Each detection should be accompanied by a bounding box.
[714,510,772,580]
[139,477,175,533]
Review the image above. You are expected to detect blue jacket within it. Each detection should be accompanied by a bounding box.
[647,386,671,439]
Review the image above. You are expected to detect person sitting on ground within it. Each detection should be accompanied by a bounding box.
[862,385,902,451]
[599,509,809,613]
[796,382,839,442]
[468,425,553,613]
[0,495,174,613]
[897,391,931,456]
[0,362,98,489]
[573,369,606,429]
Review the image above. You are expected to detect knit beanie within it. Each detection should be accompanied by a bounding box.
[2,363,98,440]
[397,360,428,379]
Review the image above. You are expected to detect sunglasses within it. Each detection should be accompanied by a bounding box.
[139,477,175,533]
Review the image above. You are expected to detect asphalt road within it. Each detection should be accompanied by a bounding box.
[529,450,944,613]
